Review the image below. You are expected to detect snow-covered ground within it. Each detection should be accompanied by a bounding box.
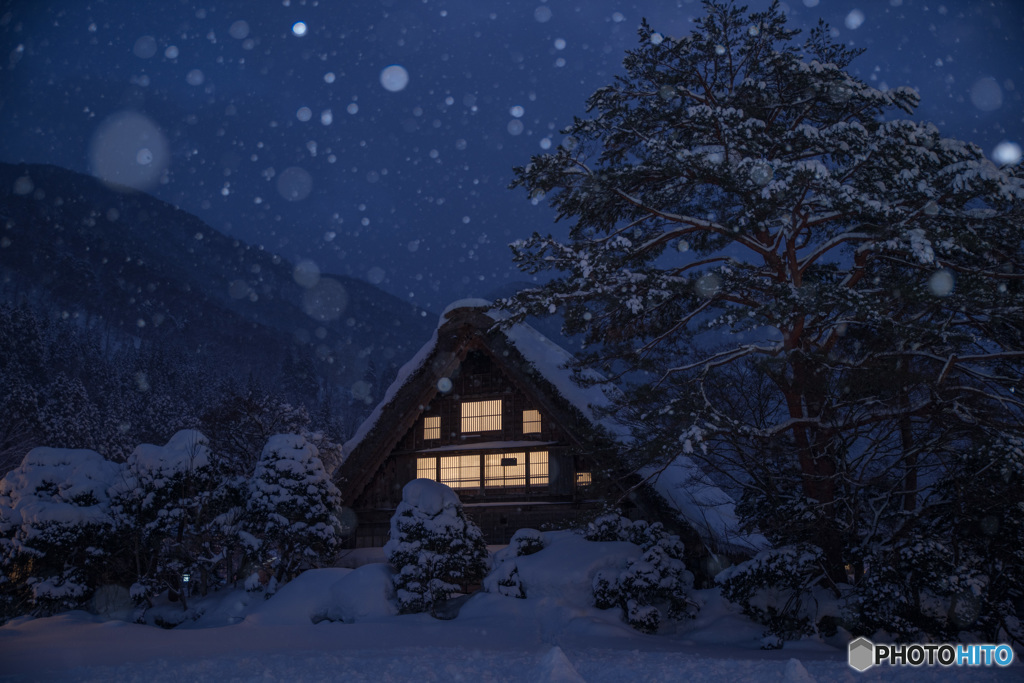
[1,532,1016,682]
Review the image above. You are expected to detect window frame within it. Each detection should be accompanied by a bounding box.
[522,409,542,435]
[416,449,550,492]
[461,398,503,433]
[423,415,441,440]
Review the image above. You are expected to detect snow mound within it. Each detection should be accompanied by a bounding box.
[784,658,817,682]
[482,530,640,607]
[245,568,351,626]
[394,477,461,518]
[535,645,586,683]
[324,563,398,623]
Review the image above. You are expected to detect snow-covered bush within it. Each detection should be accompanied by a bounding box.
[0,447,119,619]
[244,434,344,586]
[849,437,1024,647]
[488,528,546,599]
[1,431,345,622]
[108,430,221,608]
[716,544,836,648]
[508,527,545,557]
[850,537,960,642]
[584,513,696,633]
[384,479,489,617]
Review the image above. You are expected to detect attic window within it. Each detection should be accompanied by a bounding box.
[522,409,542,434]
[461,399,502,433]
[423,416,440,440]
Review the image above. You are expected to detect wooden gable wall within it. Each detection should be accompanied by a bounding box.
[339,306,628,547]
[350,346,583,511]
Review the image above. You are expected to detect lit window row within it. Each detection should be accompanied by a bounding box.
[416,451,549,489]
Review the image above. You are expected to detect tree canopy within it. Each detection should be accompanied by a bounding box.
[503,0,1023,644]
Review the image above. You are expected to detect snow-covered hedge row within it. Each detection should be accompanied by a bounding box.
[0,430,344,622]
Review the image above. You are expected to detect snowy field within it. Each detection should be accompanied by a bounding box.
[2,535,1018,682]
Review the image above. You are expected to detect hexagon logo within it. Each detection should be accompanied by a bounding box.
[848,636,875,672]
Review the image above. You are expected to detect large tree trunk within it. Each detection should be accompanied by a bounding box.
[783,356,845,587]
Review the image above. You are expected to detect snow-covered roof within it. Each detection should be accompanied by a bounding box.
[342,300,621,458]
[341,325,440,458]
[639,457,769,556]
[501,315,627,440]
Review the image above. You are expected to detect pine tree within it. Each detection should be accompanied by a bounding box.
[384,479,489,617]
[503,0,1023,638]
[0,378,42,478]
[39,374,102,453]
[107,430,220,610]
[244,434,343,586]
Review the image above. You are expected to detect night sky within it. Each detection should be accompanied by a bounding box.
[2,0,1022,313]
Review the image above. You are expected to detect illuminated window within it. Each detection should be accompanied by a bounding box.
[576,472,592,487]
[485,452,526,488]
[423,416,440,440]
[419,450,548,491]
[417,456,437,481]
[529,451,549,487]
[522,409,542,434]
[439,455,481,489]
[461,399,502,433]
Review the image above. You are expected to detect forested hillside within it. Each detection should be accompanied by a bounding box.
[0,162,435,473]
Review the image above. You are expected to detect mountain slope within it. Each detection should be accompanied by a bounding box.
[0,162,435,406]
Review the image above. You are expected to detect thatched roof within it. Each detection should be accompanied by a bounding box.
[336,300,622,504]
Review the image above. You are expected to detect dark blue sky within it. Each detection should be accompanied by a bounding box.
[2,0,1022,312]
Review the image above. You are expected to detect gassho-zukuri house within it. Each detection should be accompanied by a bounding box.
[335,299,766,564]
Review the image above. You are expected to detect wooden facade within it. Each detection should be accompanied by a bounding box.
[337,304,619,547]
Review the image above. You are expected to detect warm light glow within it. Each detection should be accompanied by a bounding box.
[418,450,549,490]
[485,452,525,487]
[439,455,481,489]
[417,456,437,481]
[424,415,440,440]
[462,399,502,432]
[530,451,549,486]
[523,409,542,434]
[576,471,592,487]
